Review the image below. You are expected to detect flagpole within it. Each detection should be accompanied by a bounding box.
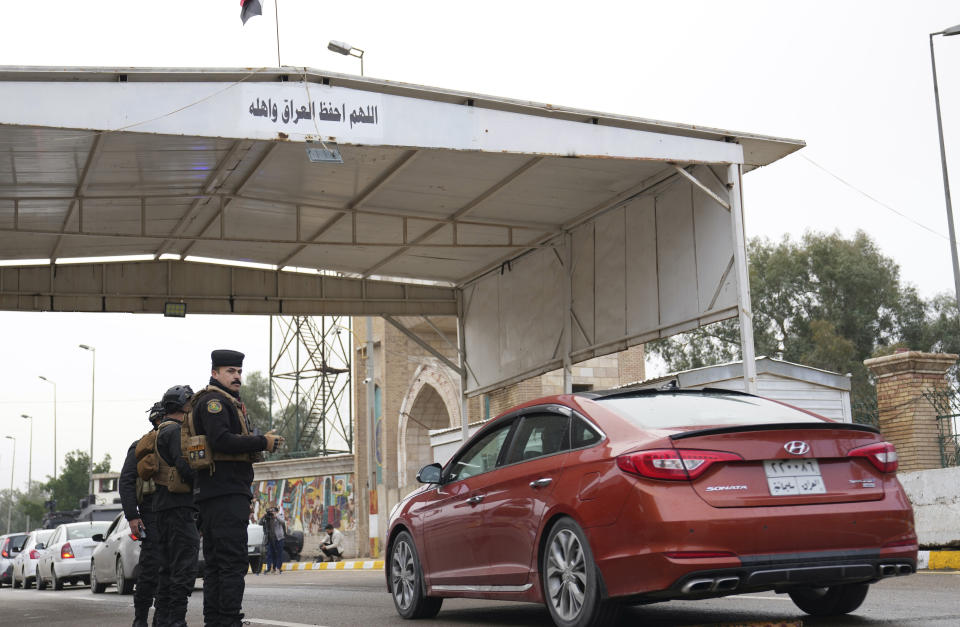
[275,0,281,67]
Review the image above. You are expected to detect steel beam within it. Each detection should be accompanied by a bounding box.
[727,163,758,394]
[49,134,103,261]
[153,140,246,257]
[360,156,544,277]
[382,315,463,376]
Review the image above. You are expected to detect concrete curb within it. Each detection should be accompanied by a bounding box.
[918,550,960,570]
[273,559,385,572]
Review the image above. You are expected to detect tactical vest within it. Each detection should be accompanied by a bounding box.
[135,429,160,480]
[181,385,258,470]
[153,420,191,494]
[135,476,156,504]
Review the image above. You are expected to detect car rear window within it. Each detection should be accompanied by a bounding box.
[597,392,824,429]
[35,529,54,544]
[67,522,110,540]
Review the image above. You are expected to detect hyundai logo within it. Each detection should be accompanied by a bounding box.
[784,441,810,455]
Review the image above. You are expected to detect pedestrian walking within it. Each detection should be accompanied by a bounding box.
[119,401,165,627]
[258,507,286,574]
[192,350,283,627]
[153,385,200,627]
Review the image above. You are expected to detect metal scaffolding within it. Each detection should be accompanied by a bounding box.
[269,316,352,457]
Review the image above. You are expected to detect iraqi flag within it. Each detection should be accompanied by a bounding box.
[240,0,262,24]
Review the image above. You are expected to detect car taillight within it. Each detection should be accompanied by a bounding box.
[849,441,898,473]
[1,539,8,558]
[29,549,39,559]
[61,543,75,559]
[129,533,140,541]
[616,449,743,480]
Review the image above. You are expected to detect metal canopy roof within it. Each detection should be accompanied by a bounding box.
[0,66,804,291]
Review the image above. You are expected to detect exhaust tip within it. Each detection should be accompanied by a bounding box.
[879,564,897,577]
[897,564,913,575]
[681,578,715,594]
[714,576,740,591]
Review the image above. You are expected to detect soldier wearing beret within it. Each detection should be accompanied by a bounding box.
[193,350,283,627]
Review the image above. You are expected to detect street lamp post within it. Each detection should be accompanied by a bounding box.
[79,344,96,497]
[38,376,57,480]
[20,414,32,529]
[4,435,14,534]
[327,40,365,76]
[930,24,960,310]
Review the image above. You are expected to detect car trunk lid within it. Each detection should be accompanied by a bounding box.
[669,422,889,507]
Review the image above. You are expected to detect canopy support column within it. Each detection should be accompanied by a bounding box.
[562,235,573,394]
[457,291,470,442]
[727,163,758,394]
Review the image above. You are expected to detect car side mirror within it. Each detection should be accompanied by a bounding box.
[416,463,442,484]
[92,534,104,542]
[35,543,45,550]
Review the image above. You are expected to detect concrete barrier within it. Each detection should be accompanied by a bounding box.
[898,466,960,549]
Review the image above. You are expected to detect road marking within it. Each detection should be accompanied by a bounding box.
[247,619,330,627]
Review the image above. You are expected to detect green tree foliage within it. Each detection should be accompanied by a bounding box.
[647,230,960,401]
[242,370,272,430]
[43,450,112,512]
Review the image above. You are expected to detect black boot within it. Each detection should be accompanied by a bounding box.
[132,619,148,627]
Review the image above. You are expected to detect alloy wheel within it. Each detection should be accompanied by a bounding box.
[545,528,588,622]
[391,538,416,611]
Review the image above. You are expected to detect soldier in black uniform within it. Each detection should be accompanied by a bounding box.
[154,385,200,627]
[193,350,283,627]
[119,401,165,627]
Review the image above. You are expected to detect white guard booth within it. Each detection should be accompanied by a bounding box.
[0,67,804,437]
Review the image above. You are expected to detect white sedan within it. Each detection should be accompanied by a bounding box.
[36,520,111,590]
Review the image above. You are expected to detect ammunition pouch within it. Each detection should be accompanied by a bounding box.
[182,386,258,470]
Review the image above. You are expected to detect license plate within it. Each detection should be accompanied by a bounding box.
[763,459,826,495]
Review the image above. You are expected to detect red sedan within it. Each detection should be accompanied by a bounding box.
[385,389,916,626]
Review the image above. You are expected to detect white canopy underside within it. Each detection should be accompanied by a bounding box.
[0,67,803,393]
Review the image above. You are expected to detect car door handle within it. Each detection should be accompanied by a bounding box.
[466,494,484,505]
[530,478,553,488]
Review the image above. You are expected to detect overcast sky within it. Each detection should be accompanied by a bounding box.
[1,1,959,492]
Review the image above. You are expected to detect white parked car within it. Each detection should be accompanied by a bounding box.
[90,514,141,594]
[11,529,55,588]
[36,520,110,590]
[0,532,29,587]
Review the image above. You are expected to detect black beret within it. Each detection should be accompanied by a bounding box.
[212,349,245,368]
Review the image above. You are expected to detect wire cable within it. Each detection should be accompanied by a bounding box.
[800,154,947,240]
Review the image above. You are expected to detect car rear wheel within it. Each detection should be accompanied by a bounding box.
[52,567,63,591]
[12,569,21,588]
[90,563,106,594]
[36,567,47,590]
[390,530,442,619]
[788,583,870,616]
[542,517,620,627]
[116,558,134,595]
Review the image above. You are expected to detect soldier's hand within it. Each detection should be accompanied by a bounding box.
[264,430,285,453]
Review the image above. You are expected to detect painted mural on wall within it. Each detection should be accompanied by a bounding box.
[252,473,356,534]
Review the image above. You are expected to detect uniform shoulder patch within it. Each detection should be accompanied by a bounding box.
[206,399,223,414]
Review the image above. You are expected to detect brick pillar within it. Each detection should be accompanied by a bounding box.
[863,351,958,472]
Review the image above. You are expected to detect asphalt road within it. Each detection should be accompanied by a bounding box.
[0,569,957,626]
